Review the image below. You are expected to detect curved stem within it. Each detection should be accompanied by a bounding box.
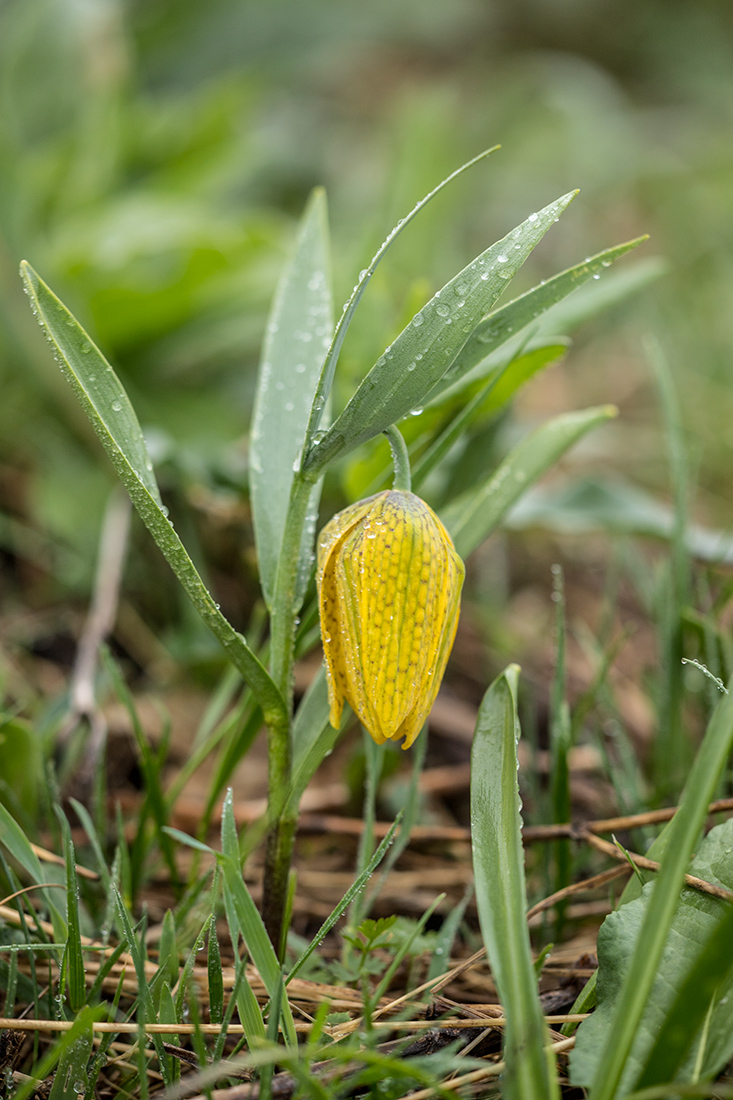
[383,425,412,492]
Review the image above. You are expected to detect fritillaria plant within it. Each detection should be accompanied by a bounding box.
[20,150,645,959]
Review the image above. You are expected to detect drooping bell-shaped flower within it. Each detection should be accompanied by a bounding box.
[317,490,464,749]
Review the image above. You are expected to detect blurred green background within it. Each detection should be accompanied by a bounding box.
[1,0,732,666]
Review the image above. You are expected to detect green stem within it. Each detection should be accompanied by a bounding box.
[262,468,318,948]
[383,425,411,492]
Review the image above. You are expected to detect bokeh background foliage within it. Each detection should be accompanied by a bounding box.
[2,0,733,606]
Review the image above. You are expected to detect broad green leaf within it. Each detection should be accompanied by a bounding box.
[412,341,569,491]
[219,791,297,1046]
[443,405,617,559]
[20,262,286,729]
[471,664,558,1100]
[0,716,42,820]
[250,189,333,609]
[302,191,578,475]
[428,237,646,403]
[572,818,733,1093]
[576,672,733,1100]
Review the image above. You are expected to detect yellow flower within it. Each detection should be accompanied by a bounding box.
[317,490,464,749]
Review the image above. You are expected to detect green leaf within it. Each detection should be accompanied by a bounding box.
[575,672,733,1100]
[219,791,297,1046]
[428,237,646,403]
[302,148,499,448]
[572,818,733,1093]
[443,405,617,559]
[20,262,286,730]
[535,255,667,337]
[0,802,66,938]
[207,915,224,1025]
[112,888,172,1089]
[55,809,86,1013]
[250,189,333,609]
[303,191,578,474]
[471,664,558,1100]
[412,341,569,492]
[47,1006,95,1100]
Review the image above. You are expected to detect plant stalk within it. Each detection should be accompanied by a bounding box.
[262,467,318,949]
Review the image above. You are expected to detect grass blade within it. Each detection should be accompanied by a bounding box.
[303,191,578,475]
[19,262,286,729]
[54,808,86,1013]
[250,189,333,609]
[471,663,558,1100]
[444,405,617,559]
[286,816,402,986]
[219,791,297,1046]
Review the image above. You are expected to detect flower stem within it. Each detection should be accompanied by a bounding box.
[262,467,318,949]
[383,425,412,492]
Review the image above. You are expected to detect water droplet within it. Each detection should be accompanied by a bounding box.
[407,362,416,372]
[410,408,423,417]
[111,400,122,412]
[528,212,538,222]
[285,401,294,411]
[593,273,601,280]
[412,312,424,327]
[480,272,489,281]
[436,304,450,318]
[497,254,508,264]
[80,342,91,354]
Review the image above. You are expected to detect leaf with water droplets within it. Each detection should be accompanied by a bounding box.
[20,262,286,727]
[21,262,162,504]
[429,236,648,403]
[303,191,579,474]
[471,665,558,1099]
[250,190,333,609]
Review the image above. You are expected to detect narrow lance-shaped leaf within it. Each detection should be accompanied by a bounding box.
[429,236,647,403]
[303,191,578,475]
[302,147,499,449]
[20,262,286,729]
[443,405,618,560]
[471,665,559,1100]
[412,340,569,491]
[250,189,333,609]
